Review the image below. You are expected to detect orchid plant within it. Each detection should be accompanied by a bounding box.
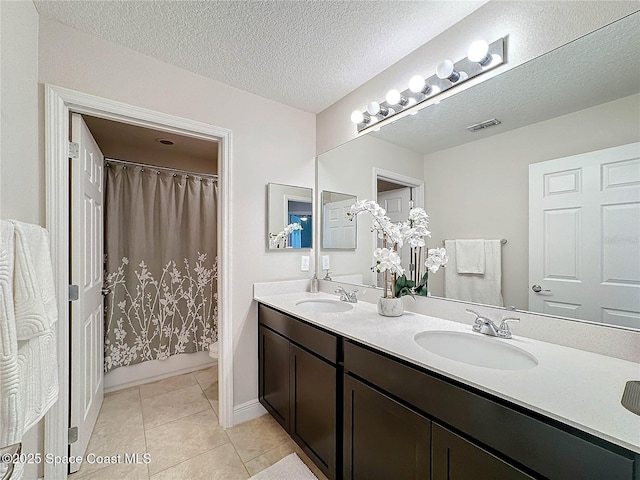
[348,199,448,299]
[269,222,303,248]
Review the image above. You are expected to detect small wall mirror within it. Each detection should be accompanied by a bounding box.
[267,183,313,250]
[321,191,357,249]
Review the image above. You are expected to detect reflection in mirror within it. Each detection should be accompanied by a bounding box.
[267,183,313,250]
[317,12,640,329]
[321,191,357,249]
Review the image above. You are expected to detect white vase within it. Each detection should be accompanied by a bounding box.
[377,296,404,317]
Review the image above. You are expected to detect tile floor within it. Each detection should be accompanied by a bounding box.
[70,366,328,480]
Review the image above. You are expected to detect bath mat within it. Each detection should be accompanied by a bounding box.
[249,453,318,480]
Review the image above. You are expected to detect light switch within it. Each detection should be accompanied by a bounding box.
[322,255,330,270]
[301,256,310,271]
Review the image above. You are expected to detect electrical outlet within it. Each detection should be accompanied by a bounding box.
[301,256,310,271]
[322,255,330,270]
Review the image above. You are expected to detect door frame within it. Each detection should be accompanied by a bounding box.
[372,168,425,285]
[44,84,234,479]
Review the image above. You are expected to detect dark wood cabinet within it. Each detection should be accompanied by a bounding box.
[432,423,534,480]
[258,325,290,430]
[343,374,430,480]
[258,304,338,480]
[290,344,337,476]
[258,302,638,480]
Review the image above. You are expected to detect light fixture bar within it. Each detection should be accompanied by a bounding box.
[352,37,505,133]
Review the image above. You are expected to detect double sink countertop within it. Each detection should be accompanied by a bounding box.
[254,290,640,454]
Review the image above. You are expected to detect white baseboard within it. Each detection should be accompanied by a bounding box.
[104,351,216,393]
[233,399,267,426]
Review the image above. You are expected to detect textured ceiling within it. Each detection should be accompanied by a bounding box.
[372,12,640,155]
[33,0,487,113]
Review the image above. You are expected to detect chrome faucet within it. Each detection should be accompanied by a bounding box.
[467,309,519,339]
[335,287,358,303]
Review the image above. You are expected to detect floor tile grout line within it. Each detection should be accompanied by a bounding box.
[147,441,232,478]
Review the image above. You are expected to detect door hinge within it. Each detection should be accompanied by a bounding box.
[68,141,79,159]
[68,426,78,445]
[68,284,79,301]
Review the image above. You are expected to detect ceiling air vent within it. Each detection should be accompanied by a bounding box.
[466,118,501,132]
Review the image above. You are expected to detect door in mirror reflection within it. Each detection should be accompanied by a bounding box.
[529,142,640,329]
[322,191,357,249]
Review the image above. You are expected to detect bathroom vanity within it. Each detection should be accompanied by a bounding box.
[255,291,640,480]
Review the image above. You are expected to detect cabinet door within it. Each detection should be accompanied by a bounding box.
[290,344,337,479]
[432,423,534,480]
[344,374,431,480]
[258,325,290,430]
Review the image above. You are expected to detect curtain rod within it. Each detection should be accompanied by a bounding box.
[104,157,218,180]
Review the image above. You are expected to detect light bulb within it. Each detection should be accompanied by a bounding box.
[367,101,388,117]
[367,101,381,116]
[436,59,460,82]
[386,89,400,105]
[350,110,364,124]
[408,75,425,93]
[468,40,491,65]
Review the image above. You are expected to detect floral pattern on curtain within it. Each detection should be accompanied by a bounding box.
[103,162,218,372]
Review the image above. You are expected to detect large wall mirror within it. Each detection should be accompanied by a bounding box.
[267,183,313,250]
[317,12,640,330]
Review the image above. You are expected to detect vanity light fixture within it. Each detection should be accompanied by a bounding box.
[350,37,505,132]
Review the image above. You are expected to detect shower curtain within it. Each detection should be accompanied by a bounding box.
[103,162,218,372]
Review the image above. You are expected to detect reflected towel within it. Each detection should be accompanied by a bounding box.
[455,239,486,274]
[445,239,503,306]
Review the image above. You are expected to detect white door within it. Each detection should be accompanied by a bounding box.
[323,198,356,248]
[69,114,104,472]
[529,142,640,328]
[377,187,412,286]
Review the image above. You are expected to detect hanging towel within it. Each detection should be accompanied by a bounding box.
[0,219,59,455]
[445,239,503,306]
[0,221,23,449]
[455,239,486,274]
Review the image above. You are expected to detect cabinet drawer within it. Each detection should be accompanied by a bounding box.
[258,304,338,364]
[344,340,636,480]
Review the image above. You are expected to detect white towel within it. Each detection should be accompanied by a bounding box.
[12,221,58,340]
[0,219,59,455]
[0,221,23,448]
[445,239,503,306]
[455,239,486,274]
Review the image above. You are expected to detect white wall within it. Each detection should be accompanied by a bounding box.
[0,3,42,478]
[318,135,423,283]
[38,17,316,416]
[424,94,640,307]
[316,1,640,153]
[0,1,41,225]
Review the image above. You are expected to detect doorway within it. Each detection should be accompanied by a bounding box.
[44,85,233,480]
[373,169,425,287]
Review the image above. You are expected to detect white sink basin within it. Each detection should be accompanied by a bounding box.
[414,330,538,370]
[296,299,354,313]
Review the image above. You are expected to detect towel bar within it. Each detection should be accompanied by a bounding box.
[442,238,507,245]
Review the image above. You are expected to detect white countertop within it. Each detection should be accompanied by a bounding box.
[254,290,640,454]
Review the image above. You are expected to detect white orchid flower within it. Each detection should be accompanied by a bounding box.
[425,247,449,273]
[373,248,405,276]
